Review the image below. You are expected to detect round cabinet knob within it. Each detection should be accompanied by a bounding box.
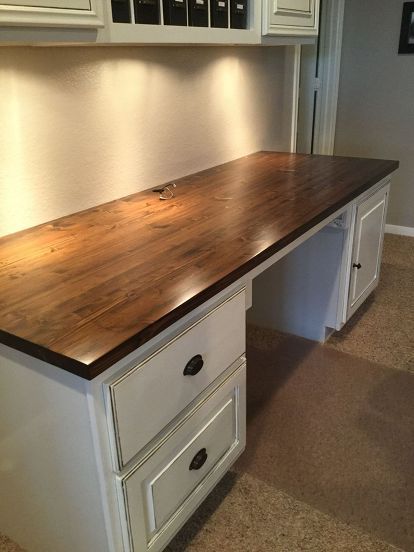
[353,262,362,269]
[189,448,208,471]
[183,354,204,376]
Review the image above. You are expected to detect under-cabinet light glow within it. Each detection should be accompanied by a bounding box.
[0,47,284,237]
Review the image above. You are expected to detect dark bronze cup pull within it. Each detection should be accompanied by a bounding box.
[189,448,208,470]
[183,354,204,376]
[353,262,362,269]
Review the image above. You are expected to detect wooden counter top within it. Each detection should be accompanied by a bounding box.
[0,152,398,379]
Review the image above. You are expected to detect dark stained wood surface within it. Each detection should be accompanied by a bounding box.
[0,152,398,379]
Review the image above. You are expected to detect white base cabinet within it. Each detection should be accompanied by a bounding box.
[0,286,246,552]
[0,174,395,551]
[347,184,388,319]
[107,290,246,469]
[119,364,245,552]
[248,178,391,342]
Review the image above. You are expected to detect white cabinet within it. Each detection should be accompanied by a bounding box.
[263,0,319,36]
[0,285,246,552]
[106,288,246,552]
[0,0,318,43]
[2,0,90,7]
[248,179,391,342]
[0,0,104,27]
[117,363,246,552]
[347,184,389,319]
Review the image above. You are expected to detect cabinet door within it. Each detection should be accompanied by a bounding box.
[264,0,319,36]
[0,0,103,27]
[1,1,90,8]
[347,184,389,318]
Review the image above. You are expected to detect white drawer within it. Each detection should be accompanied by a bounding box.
[117,363,246,552]
[107,289,246,468]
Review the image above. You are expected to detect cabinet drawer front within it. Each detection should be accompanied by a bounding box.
[108,289,245,467]
[150,396,234,530]
[119,364,246,551]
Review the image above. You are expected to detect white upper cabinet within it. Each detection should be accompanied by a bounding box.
[105,0,263,46]
[263,0,319,36]
[0,0,104,27]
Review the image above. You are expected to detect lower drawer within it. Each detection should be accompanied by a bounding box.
[117,363,246,552]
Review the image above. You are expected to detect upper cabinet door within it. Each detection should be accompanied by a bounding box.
[277,0,312,13]
[0,0,104,27]
[263,0,319,36]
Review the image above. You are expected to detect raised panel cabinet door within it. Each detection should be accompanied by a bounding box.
[118,364,246,552]
[0,1,90,8]
[348,185,389,318]
[276,0,311,14]
[0,0,103,27]
[264,0,319,35]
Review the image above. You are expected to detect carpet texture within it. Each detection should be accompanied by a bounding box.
[167,472,402,552]
[0,535,25,552]
[236,334,414,552]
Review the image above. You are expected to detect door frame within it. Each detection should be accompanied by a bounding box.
[314,0,346,154]
[295,0,346,154]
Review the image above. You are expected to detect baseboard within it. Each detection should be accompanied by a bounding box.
[385,224,414,237]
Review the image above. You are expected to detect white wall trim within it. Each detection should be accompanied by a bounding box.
[290,44,301,153]
[385,224,414,237]
[313,0,345,155]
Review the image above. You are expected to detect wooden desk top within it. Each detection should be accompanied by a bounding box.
[0,152,398,379]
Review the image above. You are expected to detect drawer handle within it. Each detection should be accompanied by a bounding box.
[183,354,204,376]
[189,448,208,470]
[353,262,362,270]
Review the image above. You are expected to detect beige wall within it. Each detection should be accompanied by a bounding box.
[0,46,292,237]
[335,0,414,228]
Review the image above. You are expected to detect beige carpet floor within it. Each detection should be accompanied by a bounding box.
[0,536,25,552]
[235,333,414,551]
[327,234,414,373]
[2,235,413,552]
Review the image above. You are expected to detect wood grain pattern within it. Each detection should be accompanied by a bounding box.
[0,152,398,379]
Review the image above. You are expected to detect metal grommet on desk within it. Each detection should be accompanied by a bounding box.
[152,183,177,200]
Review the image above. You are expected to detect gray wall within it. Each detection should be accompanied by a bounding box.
[0,46,292,237]
[335,0,414,228]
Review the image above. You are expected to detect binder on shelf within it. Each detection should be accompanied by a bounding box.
[230,0,247,29]
[210,0,229,28]
[188,0,208,27]
[163,0,188,26]
[134,0,160,24]
[111,0,131,23]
